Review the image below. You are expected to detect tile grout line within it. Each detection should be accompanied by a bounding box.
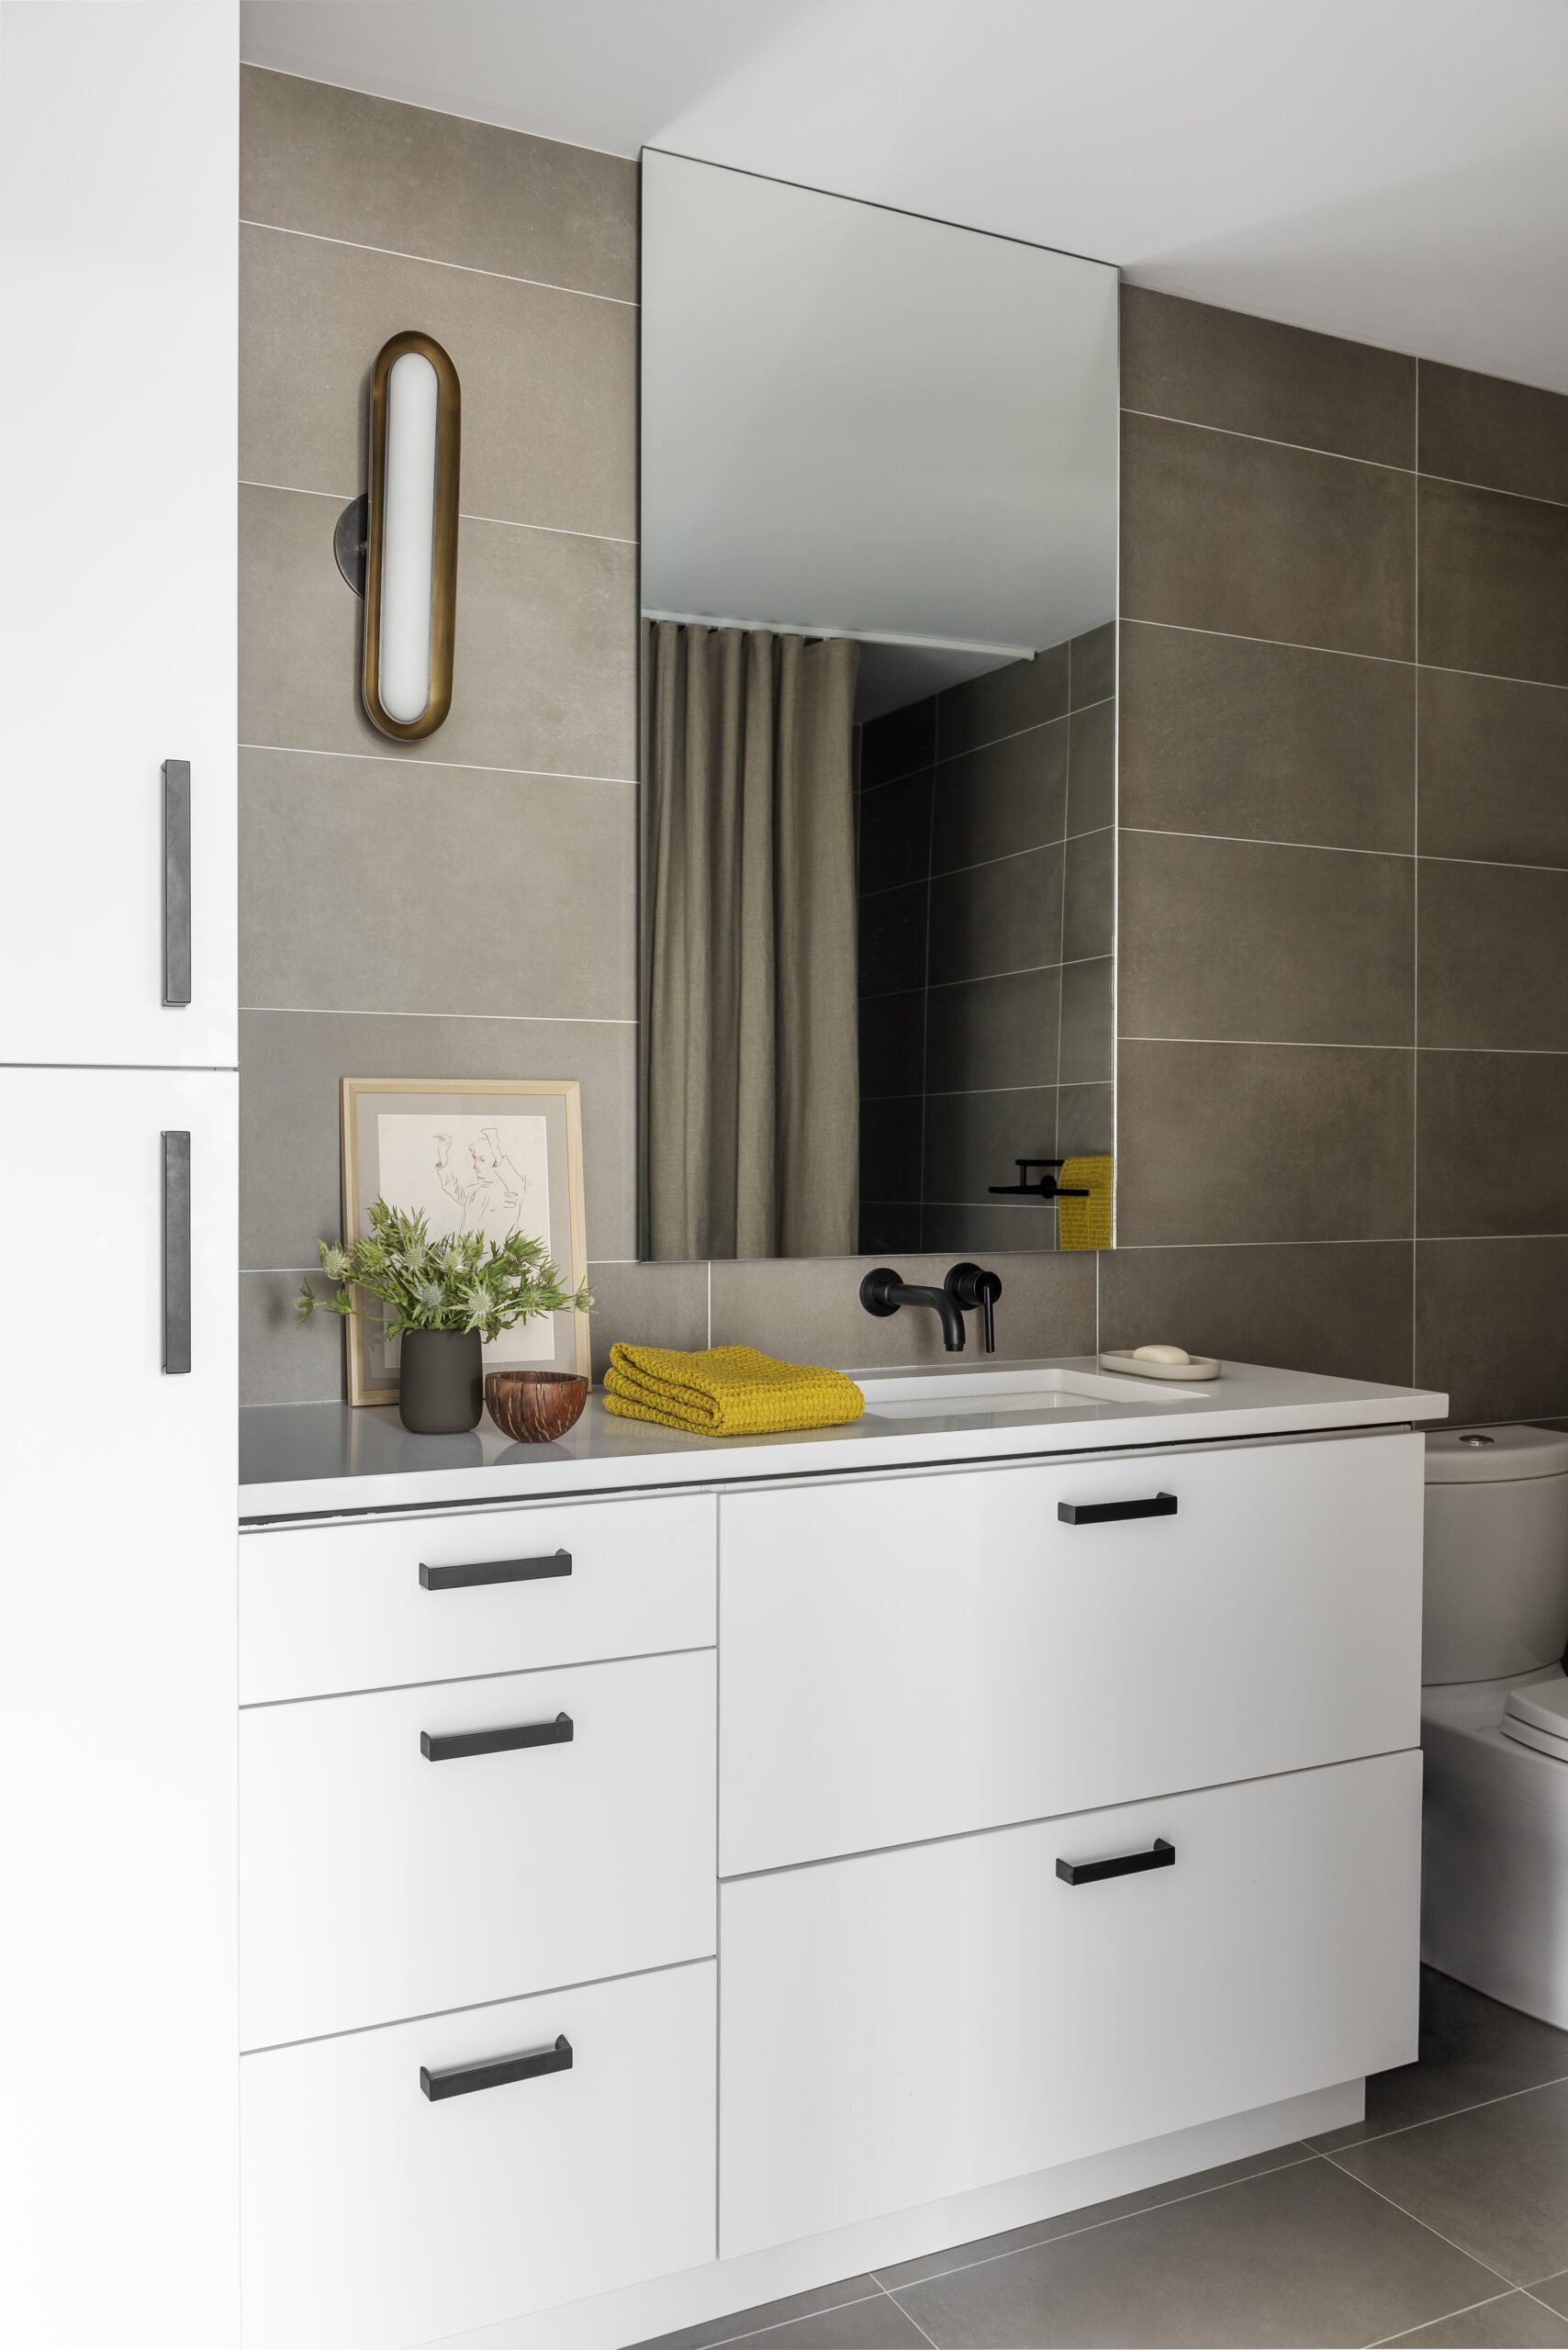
[239,215,637,307]
[241,1005,637,1025]
[1129,825,1568,880]
[868,2151,1324,2299]
[1318,2147,1515,2288]
[657,2285,890,2350]
[1311,2066,1568,2154]
[1368,2285,1522,2345]
[1124,401,1568,514]
[240,741,638,787]
[1125,615,1568,696]
[239,477,637,547]
[884,2282,943,2349]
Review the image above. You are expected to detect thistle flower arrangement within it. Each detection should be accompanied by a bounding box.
[297,1200,593,1343]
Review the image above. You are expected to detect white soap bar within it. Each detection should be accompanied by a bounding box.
[1133,1343,1191,1366]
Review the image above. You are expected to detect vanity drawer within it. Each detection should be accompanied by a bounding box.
[241,1648,714,2049]
[720,1431,1421,1874]
[242,1957,715,2350]
[240,1490,715,1702]
[720,1750,1418,2255]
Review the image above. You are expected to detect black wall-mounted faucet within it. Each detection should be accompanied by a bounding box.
[859,1261,1003,1354]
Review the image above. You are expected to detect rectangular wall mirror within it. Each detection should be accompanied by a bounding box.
[638,150,1119,1261]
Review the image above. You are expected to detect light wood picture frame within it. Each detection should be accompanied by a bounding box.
[340,1078,590,1406]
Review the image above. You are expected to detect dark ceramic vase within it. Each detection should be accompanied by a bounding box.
[398,1328,483,1434]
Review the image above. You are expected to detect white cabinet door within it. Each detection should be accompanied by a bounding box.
[720,1751,1421,2255]
[721,1432,1423,1874]
[242,1962,717,2350]
[0,1067,238,2345]
[0,2,238,1066]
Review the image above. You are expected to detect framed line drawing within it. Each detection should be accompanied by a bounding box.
[340,1078,590,1405]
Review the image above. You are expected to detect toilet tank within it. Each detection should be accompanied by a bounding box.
[1424,1424,1568,1684]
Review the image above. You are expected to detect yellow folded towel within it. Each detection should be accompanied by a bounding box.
[603,1342,865,1436]
[1058,1155,1114,1251]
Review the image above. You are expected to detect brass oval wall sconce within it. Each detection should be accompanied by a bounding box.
[342,330,461,740]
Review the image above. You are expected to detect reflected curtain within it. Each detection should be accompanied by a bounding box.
[639,621,860,1260]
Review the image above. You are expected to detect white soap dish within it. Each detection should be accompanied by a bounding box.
[1099,1349,1221,1382]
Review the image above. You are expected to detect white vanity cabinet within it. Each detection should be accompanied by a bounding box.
[236,1412,1425,2350]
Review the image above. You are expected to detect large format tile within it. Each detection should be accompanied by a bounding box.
[1070,621,1116,710]
[708,1250,1097,1366]
[581,1259,710,1382]
[920,1200,1059,1254]
[1418,861,1568,1051]
[1378,2290,1568,2347]
[1417,669,1568,869]
[924,967,1060,1095]
[240,749,636,1019]
[1120,412,1416,660]
[1099,1240,1415,1384]
[860,1096,924,1208]
[1532,2275,1568,2324]
[239,1007,637,1270]
[1061,826,1114,963]
[240,1268,344,1406]
[240,66,637,300]
[1329,2079,1568,2287]
[1417,1239,1568,1421]
[874,2143,1318,2293]
[240,487,638,778]
[858,881,929,997]
[1067,697,1116,837]
[1417,1052,1568,1237]
[1118,834,1414,1046]
[1417,361,1568,507]
[1115,1041,1414,1245]
[1058,1080,1114,1158]
[930,722,1068,874]
[927,845,1063,988]
[858,771,934,896]
[1121,285,1416,468]
[1418,478,1568,688]
[1312,1970,1568,2155]
[1058,957,1114,1087]
[861,696,935,789]
[936,646,1070,758]
[1118,622,1415,852]
[922,1085,1058,1209]
[858,989,926,1101]
[892,2154,1501,2348]
[240,222,636,537]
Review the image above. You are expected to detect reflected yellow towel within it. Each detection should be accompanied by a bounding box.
[603,1342,864,1436]
[1058,1156,1114,1251]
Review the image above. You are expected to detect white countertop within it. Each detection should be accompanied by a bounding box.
[239,1358,1448,1521]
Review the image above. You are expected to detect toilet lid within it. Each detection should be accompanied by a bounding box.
[1502,1673,1568,1762]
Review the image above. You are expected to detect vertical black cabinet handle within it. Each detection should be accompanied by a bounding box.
[1058,1493,1178,1526]
[162,1131,191,1375]
[162,759,192,1008]
[420,1550,571,1590]
[1057,1837,1175,1886]
[420,1712,573,1762]
[420,2034,572,2101]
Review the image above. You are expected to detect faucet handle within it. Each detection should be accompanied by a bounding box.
[946,1261,1002,1354]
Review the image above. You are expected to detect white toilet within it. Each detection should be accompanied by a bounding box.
[1420,1423,1568,2026]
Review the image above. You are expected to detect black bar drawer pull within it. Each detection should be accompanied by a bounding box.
[1058,1837,1175,1887]
[162,757,192,1007]
[162,1131,192,1374]
[1058,1492,1177,1527]
[420,1550,571,1590]
[421,2034,572,2102]
[420,1712,573,1762]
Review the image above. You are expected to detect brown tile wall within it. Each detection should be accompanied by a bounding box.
[239,72,1098,1401]
[1112,285,1568,1421]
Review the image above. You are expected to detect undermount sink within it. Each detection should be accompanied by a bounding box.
[856,1362,1210,1420]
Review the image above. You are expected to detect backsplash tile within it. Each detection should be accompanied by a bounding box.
[709,1251,1096,1367]
[1101,1242,1415,1386]
[584,1260,711,1380]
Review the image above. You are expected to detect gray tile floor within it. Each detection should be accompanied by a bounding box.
[634,1971,1568,2350]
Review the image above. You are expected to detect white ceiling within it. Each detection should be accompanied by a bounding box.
[241,0,1568,393]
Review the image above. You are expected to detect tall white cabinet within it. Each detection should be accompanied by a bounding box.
[0,6,241,2345]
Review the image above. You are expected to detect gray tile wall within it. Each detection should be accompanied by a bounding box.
[857,634,1114,1257]
[1112,285,1568,1421]
[240,72,1098,1401]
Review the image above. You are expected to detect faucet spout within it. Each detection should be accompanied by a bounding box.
[858,1268,968,1351]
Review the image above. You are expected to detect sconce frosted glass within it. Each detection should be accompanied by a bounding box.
[362,330,461,739]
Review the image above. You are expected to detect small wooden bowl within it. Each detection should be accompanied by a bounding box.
[485,1370,589,1444]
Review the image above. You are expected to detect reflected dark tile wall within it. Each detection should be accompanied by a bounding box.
[1111,285,1568,1419]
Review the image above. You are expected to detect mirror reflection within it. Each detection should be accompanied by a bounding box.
[638,151,1119,1261]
